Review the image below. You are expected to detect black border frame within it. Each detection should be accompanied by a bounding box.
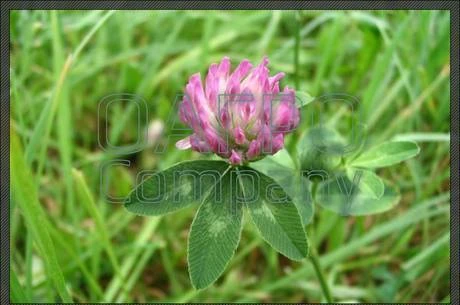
[1,1,458,304]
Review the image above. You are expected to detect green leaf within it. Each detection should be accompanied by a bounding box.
[188,167,243,289]
[295,90,315,108]
[267,148,296,169]
[315,175,400,215]
[237,167,309,261]
[297,126,344,173]
[346,168,385,199]
[125,160,229,216]
[251,152,314,226]
[350,141,420,168]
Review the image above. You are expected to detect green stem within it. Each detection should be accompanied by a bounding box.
[294,10,301,89]
[309,246,333,303]
[309,181,333,302]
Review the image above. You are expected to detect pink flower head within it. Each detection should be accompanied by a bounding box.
[176,56,300,165]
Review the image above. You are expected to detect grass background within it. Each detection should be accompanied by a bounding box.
[10,10,451,303]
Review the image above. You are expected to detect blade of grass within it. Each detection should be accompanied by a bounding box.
[311,14,343,95]
[380,64,450,139]
[159,245,182,295]
[51,10,78,230]
[134,16,186,97]
[11,124,72,302]
[47,226,105,299]
[294,11,301,90]
[367,77,404,130]
[201,13,215,60]
[361,15,411,120]
[25,232,33,300]
[109,24,240,148]
[392,132,450,142]
[351,11,416,104]
[115,242,164,302]
[108,17,186,146]
[273,12,340,64]
[10,270,30,303]
[71,169,123,277]
[150,30,238,90]
[402,232,449,271]
[261,193,449,292]
[258,10,281,57]
[103,218,161,302]
[25,10,115,177]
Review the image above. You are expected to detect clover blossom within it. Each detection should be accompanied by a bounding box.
[176,56,299,165]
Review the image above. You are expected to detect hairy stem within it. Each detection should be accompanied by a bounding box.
[309,246,333,303]
[309,181,333,302]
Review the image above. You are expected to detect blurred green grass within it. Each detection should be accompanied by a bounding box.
[10,10,450,302]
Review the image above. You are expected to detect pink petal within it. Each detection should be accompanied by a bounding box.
[269,72,285,88]
[247,139,261,160]
[273,101,293,131]
[272,133,285,154]
[205,63,219,107]
[219,105,231,129]
[272,89,299,133]
[190,134,211,153]
[218,56,231,78]
[233,126,247,145]
[229,150,243,165]
[176,136,191,150]
[203,128,229,156]
[226,59,252,94]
